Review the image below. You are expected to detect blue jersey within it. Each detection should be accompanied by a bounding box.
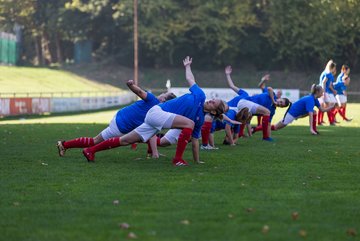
[227,89,249,107]
[210,109,237,133]
[336,72,344,83]
[159,84,206,138]
[288,95,320,118]
[245,92,277,120]
[319,71,335,94]
[116,92,159,134]
[192,113,204,139]
[333,81,346,95]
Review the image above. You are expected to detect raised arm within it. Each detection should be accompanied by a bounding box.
[267,87,276,105]
[258,74,270,90]
[183,56,196,87]
[225,65,240,93]
[126,79,147,100]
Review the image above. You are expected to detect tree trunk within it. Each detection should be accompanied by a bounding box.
[34,36,42,66]
[41,31,52,65]
[55,32,63,64]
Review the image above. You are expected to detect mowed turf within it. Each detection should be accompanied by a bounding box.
[1,105,360,241]
[0,66,122,94]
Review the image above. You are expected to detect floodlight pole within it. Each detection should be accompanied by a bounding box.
[134,0,139,85]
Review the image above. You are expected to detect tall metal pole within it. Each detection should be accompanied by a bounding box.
[134,0,138,85]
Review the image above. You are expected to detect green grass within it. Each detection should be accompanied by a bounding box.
[1,105,359,241]
[0,66,122,97]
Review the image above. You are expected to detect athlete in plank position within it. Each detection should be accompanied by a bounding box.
[57,80,176,158]
[82,56,228,166]
[272,84,334,135]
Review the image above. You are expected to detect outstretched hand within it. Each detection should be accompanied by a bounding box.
[262,74,270,81]
[225,65,232,75]
[183,56,192,67]
[126,79,135,86]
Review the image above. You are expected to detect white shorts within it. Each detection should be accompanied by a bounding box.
[335,94,347,105]
[318,95,325,105]
[237,99,260,114]
[100,116,124,140]
[134,106,176,142]
[163,129,182,144]
[282,113,296,125]
[324,93,337,104]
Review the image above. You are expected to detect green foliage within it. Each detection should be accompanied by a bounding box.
[265,0,360,68]
[1,0,360,69]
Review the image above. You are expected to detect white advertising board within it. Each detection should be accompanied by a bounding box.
[170,88,300,103]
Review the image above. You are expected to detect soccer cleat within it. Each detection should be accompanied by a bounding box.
[345,118,353,122]
[200,145,209,150]
[201,144,219,150]
[172,158,189,166]
[82,148,95,162]
[207,145,219,150]
[329,122,336,126]
[57,141,66,157]
[262,137,275,142]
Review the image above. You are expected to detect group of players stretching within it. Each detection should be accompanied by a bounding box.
[57,57,351,166]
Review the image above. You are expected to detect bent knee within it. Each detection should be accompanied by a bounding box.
[186,120,195,129]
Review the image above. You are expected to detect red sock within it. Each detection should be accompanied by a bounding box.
[201,121,212,145]
[63,137,94,149]
[257,116,262,126]
[313,113,318,132]
[147,141,152,154]
[333,108,338,119]
[253,125,262,133]
[340,106,348,120]
[262,115,270,139]
[318,111,323,124]
[271,125,275,131]
[327,109,334,123]
[87,137,120,154]
[238,124,245,137]
[131,143,137,150]
[174,128,193,160]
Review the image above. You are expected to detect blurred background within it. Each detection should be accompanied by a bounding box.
[0,0,359,101]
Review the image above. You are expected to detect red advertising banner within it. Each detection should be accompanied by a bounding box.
[10,98,32,115]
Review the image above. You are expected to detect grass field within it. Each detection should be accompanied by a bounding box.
[0,66,122,96]
[1,104,359,241]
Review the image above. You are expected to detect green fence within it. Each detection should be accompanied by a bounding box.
[0,32,18,65]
